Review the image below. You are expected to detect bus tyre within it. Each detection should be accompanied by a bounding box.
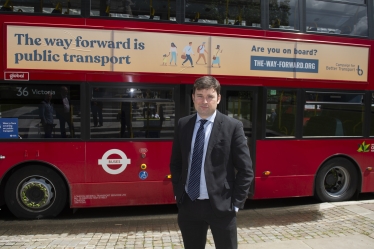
[315,158,358,202]
[4,165,67,219]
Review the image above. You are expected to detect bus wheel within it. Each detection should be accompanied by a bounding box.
[4,165,67,219]
[315,158,358,202]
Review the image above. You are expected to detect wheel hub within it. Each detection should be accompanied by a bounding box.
[20,178,53,209]
[323,166,349,197]
[325,173,337,186]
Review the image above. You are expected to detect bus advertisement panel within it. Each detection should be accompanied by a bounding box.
[6,25,368,82]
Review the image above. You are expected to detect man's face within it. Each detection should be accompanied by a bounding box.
[192,87,221,119]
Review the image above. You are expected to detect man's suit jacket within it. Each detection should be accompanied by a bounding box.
[170,111,254,217]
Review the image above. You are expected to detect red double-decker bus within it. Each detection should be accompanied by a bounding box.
[0,0,373,219]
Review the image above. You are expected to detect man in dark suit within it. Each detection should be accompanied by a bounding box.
[170,76,253,249]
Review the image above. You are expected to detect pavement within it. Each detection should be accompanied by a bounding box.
[0,198,374,248]
[214,200,374,249]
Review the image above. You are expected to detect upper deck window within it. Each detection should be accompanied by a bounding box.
[306,0,367,36]
[90,0,176,21]
[0,0,82,15]
[269,0,300,31]
[185,0,261,27]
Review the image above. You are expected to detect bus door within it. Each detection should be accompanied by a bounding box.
[81,85,176,207]
[219,88,257,198]
[219,88,256,157]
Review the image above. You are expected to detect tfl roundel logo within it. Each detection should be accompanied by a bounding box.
[98,149,131,175]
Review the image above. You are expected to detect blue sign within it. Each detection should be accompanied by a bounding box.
[0,118,18,139]
[251,56,319,73]
[139,171,148,180]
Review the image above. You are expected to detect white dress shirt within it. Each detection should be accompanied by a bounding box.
[185,111,216,200]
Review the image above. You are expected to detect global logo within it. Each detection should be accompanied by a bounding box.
[98,149,131,174]
[357,141,371,153]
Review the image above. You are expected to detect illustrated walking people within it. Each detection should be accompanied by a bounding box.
[182,42,194,67]
[212,45,223,68]
[162,54,168,65]
[170,76,253,249]
[196,41,208,64]
[169,42,178,65]
[39,92,54,138]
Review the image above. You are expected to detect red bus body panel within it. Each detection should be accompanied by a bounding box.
[80,141,174,207]
[0,142,85,183]
[0,142,174,208]
[255,139,374,199]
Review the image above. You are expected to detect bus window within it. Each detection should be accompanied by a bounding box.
[303,91,365,137]
[371,92,374,137]
[90,0,176,21]
[0,0,82,15]
[185,0,261,27]
[306,0,367,36]
[90,86,174,139]
[265,89,297,138]
[269,0,299,31]
[0,84,81,139]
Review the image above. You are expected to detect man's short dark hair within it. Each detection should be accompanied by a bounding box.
[193,76,221,95]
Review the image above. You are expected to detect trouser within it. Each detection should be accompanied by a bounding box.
[182,54,193,66]
[178,195,237,249]
[170,52,177,64]
[196,54,206,63]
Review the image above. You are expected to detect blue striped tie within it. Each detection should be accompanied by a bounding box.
[188,119,208,201]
